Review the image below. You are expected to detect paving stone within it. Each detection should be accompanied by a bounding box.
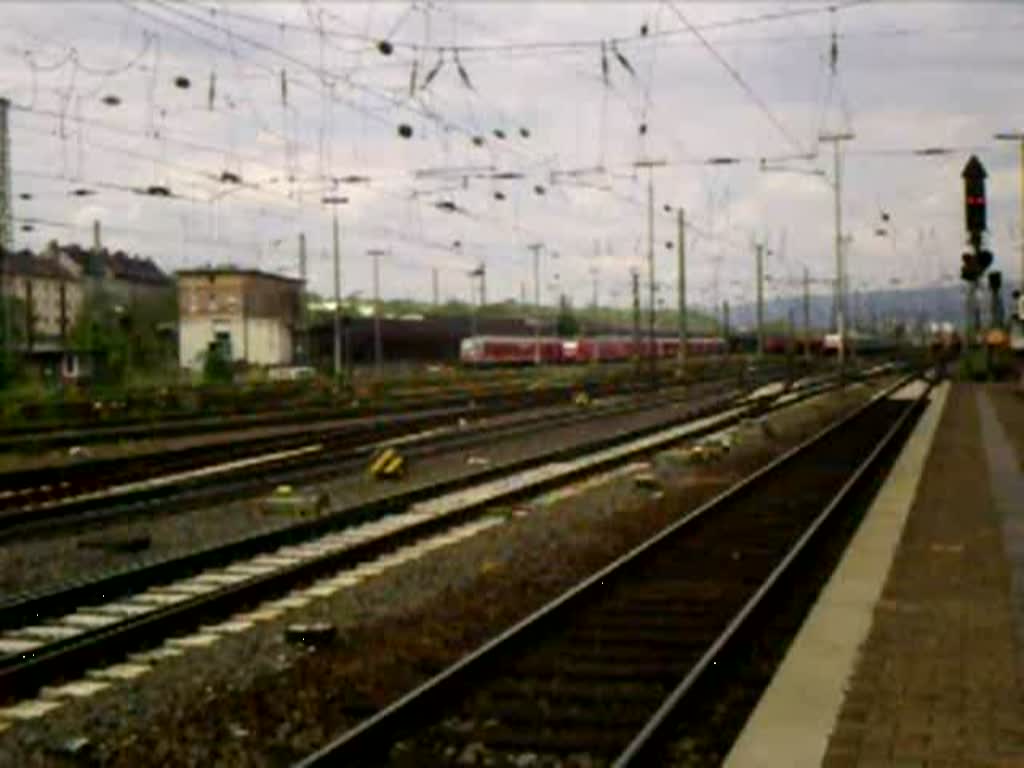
[824,384,1024,766]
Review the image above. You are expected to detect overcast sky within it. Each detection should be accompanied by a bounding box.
[2,1,1023,313]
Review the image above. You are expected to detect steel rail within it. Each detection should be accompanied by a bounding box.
[0,362,774,506]
[0,374,760,539]
[292,373,925,767]
[0,362,760,452]
[0,369,856,705]
[613,378,929,766]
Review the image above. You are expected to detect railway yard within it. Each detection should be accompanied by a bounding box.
[0,356,955,767]
[3,2,1023,763]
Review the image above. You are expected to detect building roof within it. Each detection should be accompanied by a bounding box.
[2,249,77,281]
[56,243,170,286]
[176,266,303,285]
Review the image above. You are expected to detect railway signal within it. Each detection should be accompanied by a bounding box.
[961,156,993,345]
[962,155,987,246]
[961,249,993,282]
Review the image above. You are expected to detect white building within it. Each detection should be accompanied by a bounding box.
[176,267,301,370]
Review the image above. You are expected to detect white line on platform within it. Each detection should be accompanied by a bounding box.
[723,380,950,768]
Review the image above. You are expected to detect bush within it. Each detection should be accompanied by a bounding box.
[202,348,234,385]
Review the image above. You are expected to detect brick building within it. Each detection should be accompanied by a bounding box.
[176,267,302,370]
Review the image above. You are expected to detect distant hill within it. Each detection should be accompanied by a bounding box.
[720,283,1014,334]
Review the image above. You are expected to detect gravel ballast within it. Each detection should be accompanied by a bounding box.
[0,384,727,597]
[0,379,893,767]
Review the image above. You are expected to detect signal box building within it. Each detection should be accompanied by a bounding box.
[177,267,301,370]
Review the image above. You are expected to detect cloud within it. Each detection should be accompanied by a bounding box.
[2,1,1023,310]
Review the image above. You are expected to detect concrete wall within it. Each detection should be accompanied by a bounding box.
[179,316,293,370]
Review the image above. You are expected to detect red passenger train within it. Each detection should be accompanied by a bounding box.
[459,335,728,366]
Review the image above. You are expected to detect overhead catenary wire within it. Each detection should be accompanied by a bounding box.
[664,2,809,159]
[3,0,999,306]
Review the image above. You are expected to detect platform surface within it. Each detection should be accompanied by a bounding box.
[724,381,1024,767]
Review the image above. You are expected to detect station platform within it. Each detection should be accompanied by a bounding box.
[724,381,1024,767]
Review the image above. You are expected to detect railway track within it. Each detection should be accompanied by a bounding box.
[0,365,801,540]
[293,376,930,768]
[0,367,870,711]
[0,362,742,454]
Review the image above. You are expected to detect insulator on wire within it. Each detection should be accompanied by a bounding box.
[421,52,445,90]
[208,72,216,110]
[280,69,288,106]
[408,59,419,97]
[454,49,473,90]
[600,40,609,86]
[612,43,636,77]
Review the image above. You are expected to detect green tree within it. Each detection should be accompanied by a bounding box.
[556,294,579,337]
[202,343,234,384]
[0,294,26,389]
[71,287,177,387]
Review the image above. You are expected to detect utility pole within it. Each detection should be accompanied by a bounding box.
[631,268,642,377]
[803,266,811,360]
[635,158,667,381]
[479,259,487,308]
[332,211,342,381]
[0,97,10,255]
[994,131,1024,296]
[820,131,855,374]
[677,208,687,373]
[432,267,439,307]
[368,248,386,377]
[297,233,307,365]
[787,307,796,386]
[723,300,730,352]
[528,242,543,365]
[0,97,9,378]
[755,242,765,358]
